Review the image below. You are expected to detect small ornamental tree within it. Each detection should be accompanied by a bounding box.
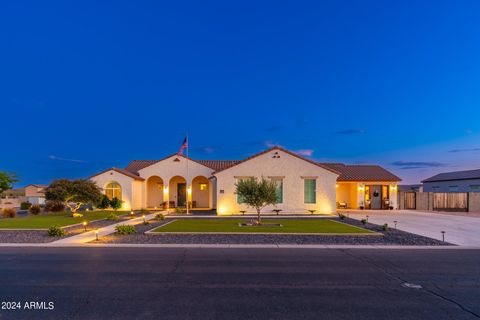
[97,195,111,209]
[235,177,277,224]
[110,197,123,211]
[0,171,18,194]
[45,179,102,215]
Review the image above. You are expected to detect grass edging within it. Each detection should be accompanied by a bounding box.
[144,219,382,236]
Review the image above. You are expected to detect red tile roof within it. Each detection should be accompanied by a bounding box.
[196,160,241,172]
[319,163,401,182]
[91,147,401,182]
[124,158,240,175]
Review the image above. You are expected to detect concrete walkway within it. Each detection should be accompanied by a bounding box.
[346,210,480,246]
[52,213,158,245]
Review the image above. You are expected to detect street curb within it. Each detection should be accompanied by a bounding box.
[0,243,475,249]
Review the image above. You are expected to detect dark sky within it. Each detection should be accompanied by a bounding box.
[1,0,480,186]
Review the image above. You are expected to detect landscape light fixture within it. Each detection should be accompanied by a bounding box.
[95,229,99,241]
[142,215,146,223]
[394,221,398,229]
[441,231,446,242]
[83,221,87,232]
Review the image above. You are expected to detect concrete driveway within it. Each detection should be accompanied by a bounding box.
[345,210,480,246]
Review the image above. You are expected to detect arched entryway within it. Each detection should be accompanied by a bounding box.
[169,176,187,207]
[191,176,210,209]
[146,176,164,209]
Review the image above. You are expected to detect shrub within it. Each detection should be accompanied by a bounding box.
[110,197,122,211]
[156,213,165,220]
[338,213,346,220]
[29,205,41,215]
[107,213,118,221]
[360,219,367,225]
[45,201,64,212]
[174,207,184,214]
[2,208,16,218]
[140,208,151,215]
[73,213,83,218]
[20,202,32,210]
[97,195,111,209]
[115,224,136,235]
[47,225,66,237]
[382,223,389,231]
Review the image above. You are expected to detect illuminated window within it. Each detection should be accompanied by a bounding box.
[200,183,207,191]
[271,178,283,203]
[304,179,316,204]
[105,182,122,200]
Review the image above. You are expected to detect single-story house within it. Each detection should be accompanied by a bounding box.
[89,146,402,214]
[399,184,423,192]
[422,169,480,193]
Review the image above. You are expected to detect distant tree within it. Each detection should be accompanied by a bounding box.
[97,195,111,209]
[45,179,102,215]
[109,197,122,211]
[0,171,18,194]
[235,177,277,224]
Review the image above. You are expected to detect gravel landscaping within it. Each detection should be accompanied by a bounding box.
[95,217,452,246]
[0,215,138,243]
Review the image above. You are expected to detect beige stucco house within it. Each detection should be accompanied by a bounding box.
[89,146,401,214]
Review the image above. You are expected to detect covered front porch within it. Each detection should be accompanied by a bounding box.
[336,182,398,210]
[145,175,213,210]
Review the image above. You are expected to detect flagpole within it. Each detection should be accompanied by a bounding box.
[186,133,189,215]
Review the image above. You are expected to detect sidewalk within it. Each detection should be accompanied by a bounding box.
[52,213,158,245]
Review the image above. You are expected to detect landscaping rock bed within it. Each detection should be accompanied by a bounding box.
[96,218,452,246]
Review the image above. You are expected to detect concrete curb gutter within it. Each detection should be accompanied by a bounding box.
[0,243,477,249]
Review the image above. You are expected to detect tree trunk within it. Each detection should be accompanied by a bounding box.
[256,208,261,224]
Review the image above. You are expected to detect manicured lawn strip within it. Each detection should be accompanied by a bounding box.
[152,219,374,234]
[0,211,128,229]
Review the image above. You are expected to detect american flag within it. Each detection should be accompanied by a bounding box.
[178,136,188,155]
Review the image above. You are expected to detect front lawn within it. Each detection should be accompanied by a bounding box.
[151,219,374,234]
[0,211,128,229]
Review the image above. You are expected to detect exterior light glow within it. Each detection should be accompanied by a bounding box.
[142,215,146,223]
[95,229,99,241]
[83,221,87,231]
[335,184,339,188]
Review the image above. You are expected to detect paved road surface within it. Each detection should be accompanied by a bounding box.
[347,210,480,246]
[0,247,479,319]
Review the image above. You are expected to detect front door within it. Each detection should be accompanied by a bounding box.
[177,183,186,207]
[370,185,382,209]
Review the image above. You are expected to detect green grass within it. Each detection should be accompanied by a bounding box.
[152,219,373,234]
[0,211,128,229]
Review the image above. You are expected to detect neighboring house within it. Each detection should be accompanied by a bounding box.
[399,184,423,192]
[89,146,401,213]
[24,184,47,205]
[422,169,480,193]
[0,184,47,209]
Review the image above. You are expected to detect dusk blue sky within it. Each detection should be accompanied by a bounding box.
[2,0,480,186]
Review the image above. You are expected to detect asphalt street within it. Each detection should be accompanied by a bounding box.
[0,247,479,320]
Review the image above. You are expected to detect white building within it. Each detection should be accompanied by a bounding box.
[90,146,401,214]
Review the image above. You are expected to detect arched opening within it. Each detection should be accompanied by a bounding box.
[105,182,122,200]
[192,176,210,208]
[168,176,187,208]
[146,176,164,209]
